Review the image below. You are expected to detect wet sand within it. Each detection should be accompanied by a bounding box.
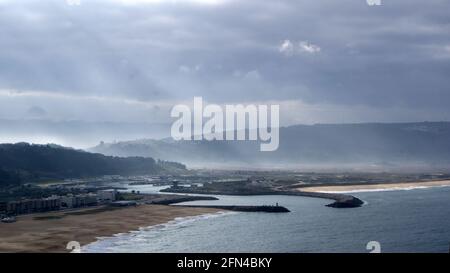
[298,180,450,193]
[0,205,220,253]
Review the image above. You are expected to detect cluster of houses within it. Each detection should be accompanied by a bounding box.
[0,190,117,217]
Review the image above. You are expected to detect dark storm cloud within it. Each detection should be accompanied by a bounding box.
[0,0,449,121]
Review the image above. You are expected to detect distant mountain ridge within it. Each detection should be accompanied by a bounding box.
[0,143,186,187]
[89,122,450,168]
[0,119,171,148]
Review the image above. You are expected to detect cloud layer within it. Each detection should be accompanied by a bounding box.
[1,0,450,146]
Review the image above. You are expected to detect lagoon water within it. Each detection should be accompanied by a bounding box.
[83,186,450,253]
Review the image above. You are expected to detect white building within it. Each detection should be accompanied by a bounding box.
[61,195,75,208]
[61,194,98,208]
[97,190,117,203]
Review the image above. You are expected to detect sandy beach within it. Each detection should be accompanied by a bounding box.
[298,180,450,193]
[0,204,220,253]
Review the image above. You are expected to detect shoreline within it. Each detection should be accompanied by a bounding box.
[297,180,450,193]
[81,211,235,252]
[0,204,221,253]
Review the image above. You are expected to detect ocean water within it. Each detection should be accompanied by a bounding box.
[82,186,450,253]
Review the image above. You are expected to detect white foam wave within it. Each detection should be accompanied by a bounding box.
[319,184,450,194]
[81,211,237,253]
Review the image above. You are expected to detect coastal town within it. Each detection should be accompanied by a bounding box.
[0,175,163,223]
[0,189,118,223]
[1,170,450,252]
[3,170,449,224]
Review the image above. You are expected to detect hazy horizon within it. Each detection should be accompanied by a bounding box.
[1,120,450,149]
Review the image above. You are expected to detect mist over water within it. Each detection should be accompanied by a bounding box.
[89,122,450,171]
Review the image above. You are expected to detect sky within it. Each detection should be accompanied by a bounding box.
[0,0,450,146]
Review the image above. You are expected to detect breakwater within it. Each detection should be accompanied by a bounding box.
[146,195,218,205]
[162,187,364,208]
[274,191,364,208]
[145,194,290,212]
[177,205,290,213]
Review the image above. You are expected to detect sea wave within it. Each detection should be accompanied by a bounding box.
[320,184,450,194]
[81,211,237,253]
